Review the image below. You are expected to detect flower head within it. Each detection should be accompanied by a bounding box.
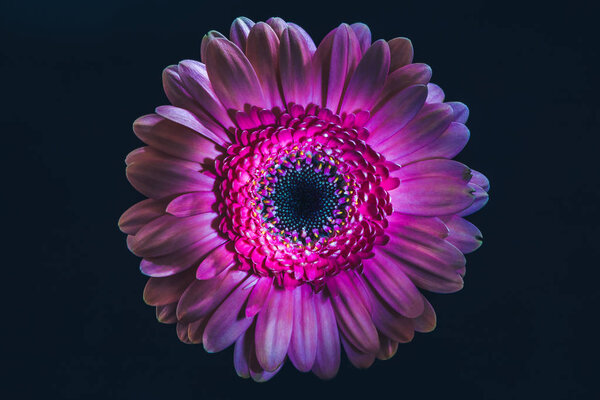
[119,17,489,381]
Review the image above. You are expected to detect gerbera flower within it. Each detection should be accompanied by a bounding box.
[119,16,489,382]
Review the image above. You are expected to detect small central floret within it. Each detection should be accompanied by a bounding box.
[256,150,352,245]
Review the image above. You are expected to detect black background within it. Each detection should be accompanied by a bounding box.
[3,0,598,398]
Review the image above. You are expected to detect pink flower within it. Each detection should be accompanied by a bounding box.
[119,16,489,382]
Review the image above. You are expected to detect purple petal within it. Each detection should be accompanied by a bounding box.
[234,327,252,378]
[246,22,284,109]
[245,276,273,318]
[311,291,340,380]
[203,282,255,353]
[280,26,313,107]
[365,84,428,146]
[457,183,489,217]
[188,316,209,344]
[339,39,390,114]
[388,37,413,71]
[155,105,227,146]
[288,285,317,372]
[470,169,490,192]
[155,302,177,324]
[176,268,247,322]
[387,213,449,239]
[444,215,483,254]
[340,335,375,369]
[363,257,424,318]
[166,192,217,217]
[205,37,266,111]
[287,22,316,54]
[377,103,454,160]
[372,63,431,115]
[140,233,226,277]
[414,297,437,333]
[176,322,191,344]
[350,23,371,54]
[195,241,235,280]
[366,284,415,343]
[128,213,218,258]
[229,17,254,52]
[395,121,470,164]
[327,271,379,354]
[143,268,196,306]
[265,17,287,37]
[376,334,398,360]
[119,199,165,235]
[255,286,294,372]
[426,83,445,103]
[200,30,226,62]
[447,101,469,123]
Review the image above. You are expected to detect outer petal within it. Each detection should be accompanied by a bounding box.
[119,199,165,235]
[287,22,316,54]
[339,40,390,114]
[372,63,431,114]
[395,121,470,164]
[205,37,267,111]
[255,286,294,372]
[195,241,236,280]
[166,192,217,217]
[366,285,415,343]
[288,284,317,372]
[229,17,254,51]
[246,22,284,109]
[414,297,437,333]
[245,276,273,318]
[311,291,340,380]
[280,26,313,107]
[155,105,227,146]
[341,335,375,369]
[143,268,196,306]
[388,37,414,71]
[350,23,371,54]
[444,215,483,253]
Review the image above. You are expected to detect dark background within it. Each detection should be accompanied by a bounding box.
[3,0,597,398]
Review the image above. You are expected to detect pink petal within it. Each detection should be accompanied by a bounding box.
[394,121,470,165]
[166,192,217,217]
[245,276,273,318]
[457,183,489,217]
[377,103,454,161]
[388,37,414,71]
[387,213,449,239]
[312,24,361,111]
[414,297,437,333]
[229,17,254,51]
[339,39,390,114]
[350,23,371,54]
[200,30,226,62]
[426,83,445,103]
[155,105,228,146]
[234,327,252,378]
[447,101,469,123]
[365,84,428,146]
[203,281,255,353]
[266,17,287,37]
[376,334,398,360]
[327,271,379,354]
[119,199,166,235]
[372,63,431,115]
[311,291,340,380]
[195,241,236,280]
[287,22,316,54]
[177,268,247,322]
[128,213,218,258]
[143,268,196,306]
[140,234,226,277]
[176,322,191,344]
[255,286,294,372]
[366,285,415,343]
[363,257,424,318]
[288,284,317,372]
[280,26,313,107]
[176,60,235,132]
[246,22,284,109]
[444,215,483,254]
[341,335,375,369]
[205,37,267,111]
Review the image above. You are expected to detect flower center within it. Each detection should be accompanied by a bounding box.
[256,150,353,245]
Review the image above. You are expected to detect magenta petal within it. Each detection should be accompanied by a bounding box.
[447,101,470,123]
[176,60,234,132]
[288,285,317,372]
[129,213,218,258]
[255,286,294,372]
[200,30,226,62]
[280,26,313,107]
[195,241,235,280]
[339,39,390,114]
[229,17,254,51]
[363,257,424,318]
[203,282,254,353]
[312,24,361,111]
[372,63,431,114]
[234,327,252,378]
[155,105,227,146]
[205,37,267,111]
[327,272,379,354]
[311,291,340,380]
[387,213,449,239]
[156,302,178,324]
[287,22,316,54]
[366,84,428,146]
[167,192,217,217]
[133,114,223,163]
[457,183,489,217]
[426,83,445,103]
[377,103,454,160]
[444,215,483,253]
[265,17,287,37]
[388,37,414,71]
[245,276,273,318]
[470,169,490,192]
[341,335,375,369]
[395,121,470,165]
[176,268,247,322]
[246,23,284,109]
[119,199,165,235]
[143,268,196,306]
[414,297,437,333]
[350,22,371,54]
[366,285,415,343]
[140,233,226,277]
